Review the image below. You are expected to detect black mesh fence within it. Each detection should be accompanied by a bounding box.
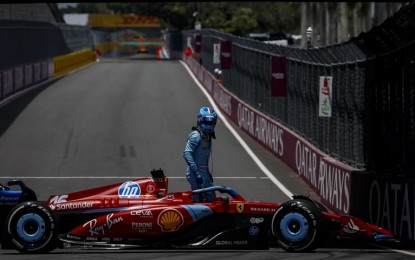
[355,3,415,177]
[180,29,368,169]
[171,2,415,177]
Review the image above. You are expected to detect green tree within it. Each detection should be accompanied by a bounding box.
[104,2,301,34]
[77,3,100,14]
[225,7,258,35]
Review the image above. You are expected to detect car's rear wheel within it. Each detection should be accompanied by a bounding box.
[6,201,58,253]
[271,199,325,252]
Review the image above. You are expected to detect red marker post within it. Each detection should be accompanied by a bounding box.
[184,47,193,57]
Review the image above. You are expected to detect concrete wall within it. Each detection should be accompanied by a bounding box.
[0,4,59,23]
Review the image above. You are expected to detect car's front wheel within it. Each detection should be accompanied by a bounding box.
[5,201,58,253]
[271,199,326,252]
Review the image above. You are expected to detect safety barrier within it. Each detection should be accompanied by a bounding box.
[95,41,120,56]
[0,60,51,104]
[0,48,96,106]
[53,49,96,77]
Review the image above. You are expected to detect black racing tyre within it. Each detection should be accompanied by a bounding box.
[297,198,329,213]
[5,201,58,253]
[271,199,325,252]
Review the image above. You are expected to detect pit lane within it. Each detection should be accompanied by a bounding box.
[0,55,413,259]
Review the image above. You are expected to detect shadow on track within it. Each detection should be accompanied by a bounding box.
[0,79,59,138]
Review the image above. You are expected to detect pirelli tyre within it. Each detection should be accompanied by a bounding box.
[271,199,325,252]
[5,201,58,253]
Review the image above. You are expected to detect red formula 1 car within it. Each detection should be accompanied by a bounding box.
[1,169,397,253]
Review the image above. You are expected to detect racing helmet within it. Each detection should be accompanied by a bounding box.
[197,107,217,134]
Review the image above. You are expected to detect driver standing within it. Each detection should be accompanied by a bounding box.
[183,107,217,202]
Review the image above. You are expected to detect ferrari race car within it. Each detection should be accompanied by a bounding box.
[0,169,397,254]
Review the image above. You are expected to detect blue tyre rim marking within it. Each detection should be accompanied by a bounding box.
[279,212,309,242]
[16,213,46,243]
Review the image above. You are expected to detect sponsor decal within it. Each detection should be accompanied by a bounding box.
[318,158,350,214]
[0,196,20,201]
[50,201,95,211]
[131,210,153,218]
[271,56,287,97]
[272,73,285,79]
[249,225,260,236]
[0,195,21,205]
[295,140,351,215]
[66,235,82,241]
[250,207,275,212]
[295,141,318,187]
[157,209,184,232]
[236,103,284,157]
[12,239,24,249]
[89,14,159,28]
[220,40,232,69]
[132,222,152,232]
[153,178,164,183]
[203,73,213,93]
[146,184,155,193]
[118,181,141,198]
[121,16,158,25]
[83,213,124,236]
[319,76,333,117]
[369,180,415,239]
[213,43,220,64]
[236,203,244,213]
[216,240,248,245]
[212,84,232,116]
[250,217,264,224]
[49,195,68,204]
[127,238,142,242]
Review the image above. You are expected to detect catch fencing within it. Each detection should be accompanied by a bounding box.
[177,2,415,177]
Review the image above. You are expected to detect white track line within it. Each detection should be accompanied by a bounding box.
[371,244,415,257]
[180,60,293,199]
[0,176,259,179]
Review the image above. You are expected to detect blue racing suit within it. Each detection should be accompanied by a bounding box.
[183,127,215,202]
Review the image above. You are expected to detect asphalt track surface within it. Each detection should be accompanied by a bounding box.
[0,55,413,259]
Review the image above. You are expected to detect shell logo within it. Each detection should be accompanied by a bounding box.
[157,208,184,232]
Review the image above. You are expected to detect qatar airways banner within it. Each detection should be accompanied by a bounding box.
[184,56,356,215]
[351,173,415,241]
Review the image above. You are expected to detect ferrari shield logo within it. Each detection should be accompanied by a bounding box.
[236,203,244,213]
